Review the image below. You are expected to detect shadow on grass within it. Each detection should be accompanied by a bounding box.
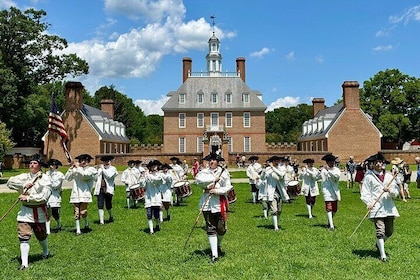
[352,248,378,259]
[10,253,54,266]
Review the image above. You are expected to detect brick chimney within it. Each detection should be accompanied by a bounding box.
[101,99,115,119]
[236,57,246,82]
[342,81,360,110]
[182,57,192,83]
[312,98,325,117]
[65,82,84,112]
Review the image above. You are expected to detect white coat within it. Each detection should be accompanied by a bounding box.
[265,165,289,201]
[65,166,98,203]
[159,172,173,202]
[299,167,321,197]
[142,171,164,208]
[360,171,400,219]
[246,162,262,184]
[195,166,233,213]
[7,172,52,223]
[256,169,268,201]
[121,167,142,192]
[93,165,119,196]
[320,166,341,201]
[46,169,65,207]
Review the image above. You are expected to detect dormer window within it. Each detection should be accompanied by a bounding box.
[197,92,204,104]
[211,92,218,103]
[179,93,186,104]
[242,93,249,103]
[225,92,232,103]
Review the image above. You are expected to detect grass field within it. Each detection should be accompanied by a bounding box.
[1,175,420,280]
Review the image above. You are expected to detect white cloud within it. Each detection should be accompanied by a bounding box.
[389,5,420,24]
[315,55,324,63]
[134,96,169,116]
[285,51,295,61]
[249,47,271,58]
[0,0,16,9]
[266,96,301,112]
[373,45,393,52]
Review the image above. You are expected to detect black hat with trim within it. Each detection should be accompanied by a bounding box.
[147,159,162,170]
[248,156,259,161]
[100,155,114,162]
[267,155,281,162]
[321,154,337,162]
[302,158,315,164]
[75,154,94,162]
[365,153,390,164]
[24,154,49,168]
[47,158,63,166]
[203,153,224,162]
[160,163,172,170]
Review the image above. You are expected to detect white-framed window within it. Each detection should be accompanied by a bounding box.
[179,137,186,153]
[103,142,107,153]
[321,140,325,151]
[244,137,251,152]
[227,137,232,152]
[197,137,203,153]
[211,92,218,103]
[179,113,186,128]
[226,92,232,103]
[109,143,112,153]
[242,93,249,103]
[210,113,219,127]
[197,113,204,128]
[225,112,232,127]
[197,92,204,104]
[243,112,250,127]
[179,93,186,104]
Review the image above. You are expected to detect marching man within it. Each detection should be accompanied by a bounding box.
[298,158,321,219]
[246,156,262,204]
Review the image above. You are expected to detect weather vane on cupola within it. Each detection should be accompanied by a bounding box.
[210,14,216,34]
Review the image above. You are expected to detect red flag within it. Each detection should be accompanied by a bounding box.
[48,99,68,140]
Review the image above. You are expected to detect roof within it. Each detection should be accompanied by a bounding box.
[298,103,344,141]
[161,76,267,112]
[81,104,130,143]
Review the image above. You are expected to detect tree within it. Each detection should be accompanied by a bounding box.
[360,69,420,147]
[0,7,89,146]
[265,104,313,143]
[0,121,16,159]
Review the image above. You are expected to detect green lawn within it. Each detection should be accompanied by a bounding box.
[0,179,419,280]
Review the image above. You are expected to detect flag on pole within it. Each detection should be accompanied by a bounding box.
[48,98,72,162]
[48,99,68,140]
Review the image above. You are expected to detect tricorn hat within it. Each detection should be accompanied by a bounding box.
[75,154,94,162]
[134,160,142,165]
[127,160,135,165]
[248,156,259,161]
[302,158,315,164]
[169,157,180,162]
[100,155,114,162]
[147,159,162,170]
[47,158,63,167]
[24,154,49,168]
[321,154,337,162]
[267,155,281,162]
[159,163,172,170]
[365,153,390,164]
[203,153,224,162]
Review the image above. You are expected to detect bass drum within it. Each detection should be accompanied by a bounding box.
[174,181,192,198]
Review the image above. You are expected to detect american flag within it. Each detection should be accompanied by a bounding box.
[48,98,68,140]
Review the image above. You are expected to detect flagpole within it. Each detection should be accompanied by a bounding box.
[45,93,54,159]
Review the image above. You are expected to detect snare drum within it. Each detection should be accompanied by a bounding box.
[174,181,192,198]
[227,188,236,204]
[287,180,300,196]
[130,185,145,201]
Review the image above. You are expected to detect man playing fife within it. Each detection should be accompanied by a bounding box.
[264,156,288,231]
[360,153,400,262]
[195,153,233,262]
[121,160,141,209]
[246,156,262,204]
[298,158,321,219]
[320,154,341,231]
[7,154,52,270]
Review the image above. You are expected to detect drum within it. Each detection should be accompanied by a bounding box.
[227,188,236,204]
[174,181,192,198]
[287,180,300,197]
[130,185,145,201]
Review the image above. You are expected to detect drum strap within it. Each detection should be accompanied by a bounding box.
[220,195,228,221]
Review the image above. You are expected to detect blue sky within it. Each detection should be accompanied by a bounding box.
[3,0,420,115]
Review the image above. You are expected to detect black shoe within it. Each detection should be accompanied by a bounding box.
[154,225,160,232]
[217,246,222,256]
[19,265,28,270]
[166,215,170,221]
[211,256,218,263]
[42,253,50,260]
[108,217,114,223]
[380,257,388,262]
[52,226,62,233]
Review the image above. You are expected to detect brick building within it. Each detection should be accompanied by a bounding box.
[43,82,130,164]
[298,81,382,161]
[161,32,267,159]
